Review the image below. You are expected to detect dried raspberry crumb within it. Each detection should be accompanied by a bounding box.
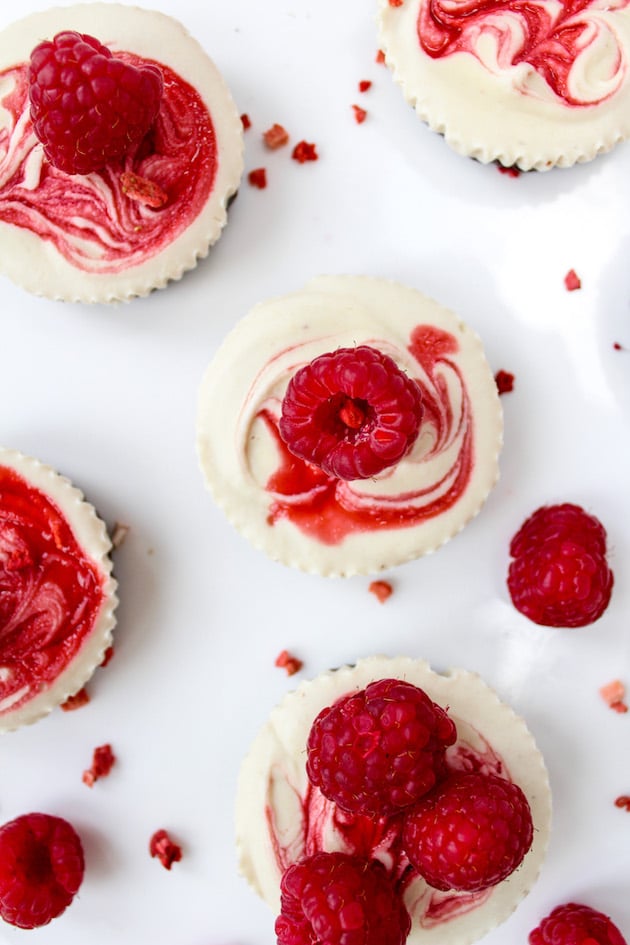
[120,171,168,209]
[275,649,303,676]
[248,168,267,189]
[564,268,581,291]
[111,522,129,549]
[263,123,289,149]
[613,342,624,351]
[149,829,182,870]
[495,369,515,394]
[600,680,628,713]
[376,49,386,64]
[497,164,521,177]
[359,80,372,92]
[389,0,404,6]
[292,140,318,163]
[241,113,251,130]
[61,687,90,712]
[82,744,115,787]
[352,104,368,124]
[369,580,393,603]
[100,645,115,668]
[615,795,630,811]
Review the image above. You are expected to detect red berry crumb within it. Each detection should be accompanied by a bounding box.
[263,123,289,149]
[376,49,386,64]
[101,645,115,667]
[389,0,404,6]
[149,829,182,870]
[275,852,411,945]
[495,369,515,394]
[248,168,267,189]
[292,140,318,163]
[82,743,116,787]
[369,580,393,603]
[600,680,628,713]
[403,771,533,892]
[241,113,251,130]
[120,171,168,208]
[306,678,456,816]
[529,903,627,945]
[29,31,163,175]
[61,687,90,712]
[359,80,372,92]
[352,104,368,124]
[564,268,582,291]
[275,649,303,676]
[507,503,614,628]
[615,795,630,811]
[0,813,84,929]
[279,345,424,480]
[497,164,521,177]
[613,342,624,351]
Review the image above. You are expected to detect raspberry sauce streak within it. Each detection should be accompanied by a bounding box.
[265,731,501,927]
[0,55,217,272]
[262,326,473,545]
[0,466,105,714]
[417,0,630,106]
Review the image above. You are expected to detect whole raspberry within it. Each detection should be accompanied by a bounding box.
[275,852,411,945]
[401,771,533,891]
[306,678,456,817]
[507,503,613,627]
[529,903,627,945]
[0,812,85,929]
[28,31,163,175]
[279,346,423,480]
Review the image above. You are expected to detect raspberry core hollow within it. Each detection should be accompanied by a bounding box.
[235,656,551,945]
[197,276,503,576]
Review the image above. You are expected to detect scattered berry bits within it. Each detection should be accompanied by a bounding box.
[60,687,90,712]
[376,49,386,64]
[263,123,289,149]
[369,580,393,603]
[82,743,116,787]
[497,164,521,177]
[28,31,163,175]
[275,852,411,945]
[495,369,515,394]
[275,649,303,676]
[389,0,404,6]
[352,104,368,124]
[507,503,614,627]
[291,140,318,163]
[306,678,456,816]
[600,679,628,713]
[120,171,168,209]
[564,268,582,291]
[248,168,267,189]
[279,345,424,480]
[149,829,182,870]
[615,795,630,811]
[359,80,372,92]
[0,813,84,929]
[241,113,252,130]
[100,645,115,667]
[613,342,625,351]
[529,903,628,945]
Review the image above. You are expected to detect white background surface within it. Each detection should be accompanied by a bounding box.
[1,0,630,943]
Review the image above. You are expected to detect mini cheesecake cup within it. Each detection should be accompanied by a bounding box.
[378,0,630,171]
[236,655,552,945]
[0,447,117,731]
[0,4,244,301]
[196,275,503,577]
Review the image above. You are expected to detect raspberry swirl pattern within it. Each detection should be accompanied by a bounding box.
[197,277,502,576]
[236,657,552,945]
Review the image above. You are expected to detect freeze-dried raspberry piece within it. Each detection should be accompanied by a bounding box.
[369,580,393,603]
[376,49,386,63]
[600,680,628,713]
[241,113,252,130]
[149,829,182,870]
[359,80,372,92]
[615,796,630,811]
[495,369,515,394]
[497,164,521,177]
[564,269,582,291]
[529,903,627,945]
[352,104,368,123]
[275,649,303,676]
[248,168,267,189]
[263,123,289,149]
[292,140,318,163]
[120,172,168,209]
[82,743,116,786]
[61,687,90,711]
[507,504,613,627]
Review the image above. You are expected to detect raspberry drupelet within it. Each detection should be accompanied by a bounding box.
[279,346,424,481]
[306,678,456,816]
[28,30,163,175]
[0,813,84,929]
[529,903,628,945]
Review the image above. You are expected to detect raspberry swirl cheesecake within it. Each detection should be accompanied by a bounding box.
[236,656,551,945]
[0,448,117,731]
[0,4,243,301]
[378,0,630,170]
[196,276,502,576]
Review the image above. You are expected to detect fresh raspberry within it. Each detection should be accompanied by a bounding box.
[306,678,456,816]
[507,503,614,627]
[529,903,627,945]
[279,346,424,481]
[402,771,533,892]
[28,31,163,175]
[275,852,411,945]
[0,813,84,929]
